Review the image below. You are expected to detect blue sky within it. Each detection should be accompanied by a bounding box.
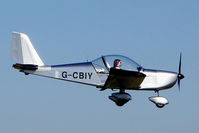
[1,0,199,133]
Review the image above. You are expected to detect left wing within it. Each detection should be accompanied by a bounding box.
[102,68,146,90]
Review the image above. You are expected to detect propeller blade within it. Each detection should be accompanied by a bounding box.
[178,77,180,91]
[177,52,184,92]
[179,52,182,74]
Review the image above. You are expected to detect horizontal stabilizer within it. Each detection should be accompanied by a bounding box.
[11,32,44,66]
[13,63,38,71]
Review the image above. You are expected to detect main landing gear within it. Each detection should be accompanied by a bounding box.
[149,90,169,108]
[109,89,132,106]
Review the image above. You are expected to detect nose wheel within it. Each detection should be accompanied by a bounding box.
[155,103,165,108]
[149,90,169,108]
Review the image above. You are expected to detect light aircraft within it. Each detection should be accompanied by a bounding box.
[11,32,184,108]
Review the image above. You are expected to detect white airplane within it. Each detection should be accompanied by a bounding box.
[11,32,184,108]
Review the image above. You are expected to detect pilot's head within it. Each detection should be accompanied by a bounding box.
[114,59,122,69]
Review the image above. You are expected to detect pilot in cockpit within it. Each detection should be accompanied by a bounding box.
[113,59,122,69]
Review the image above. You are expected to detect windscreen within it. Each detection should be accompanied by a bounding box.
[92,55,142,73]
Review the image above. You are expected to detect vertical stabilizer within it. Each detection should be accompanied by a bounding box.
[11,32,44,66]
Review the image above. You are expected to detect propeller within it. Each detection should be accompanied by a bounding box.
[177,53,185,91]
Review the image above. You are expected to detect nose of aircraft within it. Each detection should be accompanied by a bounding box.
[170,72,179,84]
[165,72,178,88]
[178,73,184,79]
[156,71,178,89]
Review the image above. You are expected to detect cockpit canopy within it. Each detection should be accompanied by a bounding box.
[92,55,142,73]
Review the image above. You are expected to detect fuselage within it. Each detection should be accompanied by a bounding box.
[22,62,178,91]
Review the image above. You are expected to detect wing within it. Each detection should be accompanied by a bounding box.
[102,68,146,90]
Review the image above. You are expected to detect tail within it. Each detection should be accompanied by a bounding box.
[11,32,44,66]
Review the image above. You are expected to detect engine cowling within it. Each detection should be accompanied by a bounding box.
[109,92,132,106]
[149,96,169,108]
